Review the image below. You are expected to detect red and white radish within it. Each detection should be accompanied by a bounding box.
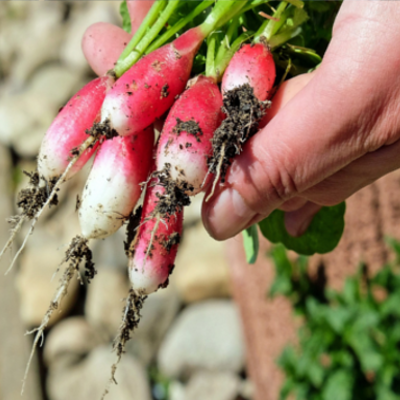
[38,75,113,181]
[79,126,154,239]
[100,27,205,137]
[221,42,276,101]
[156,75,224,195]
[128,179,183,294]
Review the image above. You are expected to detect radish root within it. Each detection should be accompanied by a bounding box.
[101,289,147,400]
[21,236,96,394]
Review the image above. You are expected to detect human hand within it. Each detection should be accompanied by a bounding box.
[82,1,154,76]
[202,1,400,240]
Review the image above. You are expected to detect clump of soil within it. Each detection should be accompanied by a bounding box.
[151,164,192,218]
[64,236,97,283]
[161,84,169,99]
[208,83,269,183]
[161,231,181,253]
[174,118,203,142]
[14,171,58,221]
[86,118,119,141]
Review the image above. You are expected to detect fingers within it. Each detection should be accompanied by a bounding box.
[82,22,131,76]
[284,202,321,237]
[127,1,155,34]
[303,138,400,206]
[82,1,155,76]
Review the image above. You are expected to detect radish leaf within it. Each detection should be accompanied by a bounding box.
[258,202,346,255]
[242,225,259,264]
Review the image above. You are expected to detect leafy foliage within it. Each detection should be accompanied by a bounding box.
[259,203,346,256]
[269,241,400,400]
[242,225,260,264]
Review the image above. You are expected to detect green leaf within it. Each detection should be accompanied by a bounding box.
[120,0,132,34]
[242,225,259,264]
[322,370,353,400]
[258,203,346,255]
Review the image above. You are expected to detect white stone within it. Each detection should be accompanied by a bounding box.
[158,300,245,378]
[186,371,241,400]
[47,346,152,400]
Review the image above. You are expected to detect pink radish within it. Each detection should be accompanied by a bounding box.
[128,179,183,294]
[0,76,114,271]
[79,126,154,239]
[221,43,276,101]
[156,75,224,195]
[100,28,205,137]
[38,75,113,181]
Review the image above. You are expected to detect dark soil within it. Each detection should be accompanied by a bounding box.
[160,84,169,99]
[85,118,119,141]
[151,164,192,217]
[174,118,203,142]
[161,231,181,253]
[64,236,96,284]
[16,171,58,220]
[208,83,269,183]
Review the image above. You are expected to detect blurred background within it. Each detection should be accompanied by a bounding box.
[1,2,400,400]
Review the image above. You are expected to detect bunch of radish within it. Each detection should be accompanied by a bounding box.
[1,0,310,393]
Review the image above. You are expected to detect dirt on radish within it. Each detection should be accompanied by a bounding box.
[208,83,269,185]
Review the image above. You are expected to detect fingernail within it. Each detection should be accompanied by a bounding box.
[203,188,255,240]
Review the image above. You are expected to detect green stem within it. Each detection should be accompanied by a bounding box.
[254,1,288,42]
[214,31,253,81]
[205,33,217,79]
[269,27,302,49]
[146,0,214,55]
[117,0,167,64]
[241,0,270,14]
[115,0,180,77]
[214,16,239,68]
[200,0,247,37]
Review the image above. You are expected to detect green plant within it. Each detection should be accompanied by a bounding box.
[270,241,400,400]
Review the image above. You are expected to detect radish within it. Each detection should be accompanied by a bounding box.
[79,126,154,239]
[0,75,114,272]
[155,75,224,196]
[207,2,295,199]
[127,177,183,295]
[22,127,154,394]
[38,75,113,181]
[222,42,276,101]
[99,0,249,138]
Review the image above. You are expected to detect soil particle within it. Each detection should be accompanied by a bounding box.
[174,118,203,142]
[161,232,181,253]
[86,119,119,140]
[151,164,192,217]
[151,60,162,72]
[160,84,169,99]
[16,171,58,220]
[208,83,269,183]
[124,206,142,257]
[75,194,81,212]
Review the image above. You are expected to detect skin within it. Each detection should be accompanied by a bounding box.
[83,1,400,240]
